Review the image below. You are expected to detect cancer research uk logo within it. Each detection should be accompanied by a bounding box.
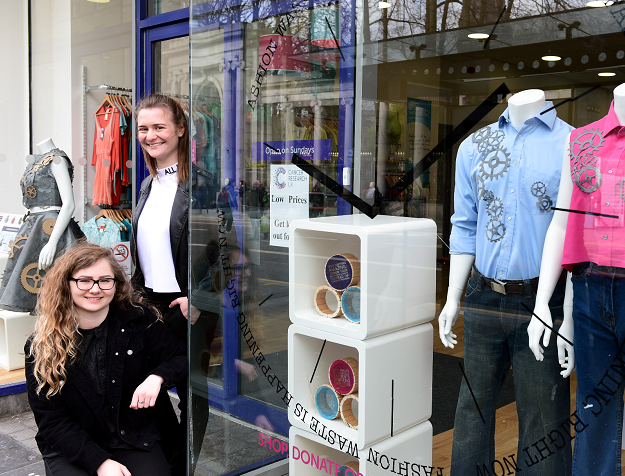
[273,166,287,189]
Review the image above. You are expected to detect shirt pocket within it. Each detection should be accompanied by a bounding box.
[519,168,560,216]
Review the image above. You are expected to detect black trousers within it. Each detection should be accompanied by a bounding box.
[44,443,169,476]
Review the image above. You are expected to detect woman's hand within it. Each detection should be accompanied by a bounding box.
[170,296,200,324]
[129,374,164,409]
[97,459,131,476]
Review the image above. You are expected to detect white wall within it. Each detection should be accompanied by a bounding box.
[0,1,30,215]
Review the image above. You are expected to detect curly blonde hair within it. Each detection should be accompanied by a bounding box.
[28,241,138,398]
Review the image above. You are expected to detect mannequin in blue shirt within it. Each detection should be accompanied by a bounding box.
[440,89,574,476]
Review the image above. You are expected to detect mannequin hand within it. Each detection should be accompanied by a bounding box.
[97,459,131,476]
[528,301,552,361]
[439,299,460,348]
[130,374,163,409]
[557,315,575,378]
[170,297,200,325]
[38,239,58,270]
[235,359,258,382]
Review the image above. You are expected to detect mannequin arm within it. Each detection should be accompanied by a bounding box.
[557,273,575,377]
[528,137,573,363]
[38,159,75,270]
[438,253,475,348]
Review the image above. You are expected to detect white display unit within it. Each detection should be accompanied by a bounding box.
[289,422,433,476]
[288,324,433,449]
[0,310,36,371]
[289,215,436,340]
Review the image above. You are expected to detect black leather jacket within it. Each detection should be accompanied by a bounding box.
[131,174,190,296]
[25,304,187,475]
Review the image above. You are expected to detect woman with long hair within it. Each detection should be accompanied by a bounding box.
[131,93,201,475]
[25,242,186,476]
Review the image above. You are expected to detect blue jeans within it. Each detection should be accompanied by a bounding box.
[450,268,571,476]
[571,262,625,476]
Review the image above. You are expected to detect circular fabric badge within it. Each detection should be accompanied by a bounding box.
[325,254,359,291]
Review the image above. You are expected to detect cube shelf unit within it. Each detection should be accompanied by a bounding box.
[288,323,433,449]
[289,215,437,340]
[289,422,433,476]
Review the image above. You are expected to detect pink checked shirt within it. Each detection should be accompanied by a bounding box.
[563,102,625,270]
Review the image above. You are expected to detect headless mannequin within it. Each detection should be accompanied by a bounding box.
[529,84,625,367]
[0,139,75,316]
[439,89,575,377]
[34,138,75,271]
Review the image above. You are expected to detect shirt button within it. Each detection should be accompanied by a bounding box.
[514,162,518,165]
[620,146,623,149]
[144,443,149,447]
[518,134,522,138]
[499,271,503,275]
[505,244,509,247]
[111,380,115,383]
[511,189,514,193]
[604,235,608,240]
[127,350,133,355]
[606,202,610,206]
[120,430,125,435]
[508,217,512,220]
[115,352,118,356]
[121,329,125,332]
[609,170,613,174]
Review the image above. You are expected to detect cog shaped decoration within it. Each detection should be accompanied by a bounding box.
[42,218,56,236]
[482,189,494,203]
[472,126,492,143]
[570,128,606,158]
[485,219,506,243]
[479,148,511,180]
[476,174,485,198]
[20,262,45,294]
[487,197,504,218]
[619,178,625,202]
[477,129,506,154]
[25,185,37,198]
[8,233,28,259]
[531,181,547,198]
[537,195,553,213]
[575,165,602,194]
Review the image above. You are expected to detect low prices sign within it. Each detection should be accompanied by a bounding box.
[253,139,331,162]
[270,165,309,247]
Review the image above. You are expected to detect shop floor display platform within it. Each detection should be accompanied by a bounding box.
[289,215,436,340]
[288,324,433,448]
[0,310,36,371]
[289,422,433,476]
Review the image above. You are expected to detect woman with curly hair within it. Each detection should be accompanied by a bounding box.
[25,242,186,476]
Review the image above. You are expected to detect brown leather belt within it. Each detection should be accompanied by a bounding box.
[471,267,539,295]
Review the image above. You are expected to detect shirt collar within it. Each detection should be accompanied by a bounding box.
[498,101,557,130]
[157,163,178,178]
[601,101,623,136]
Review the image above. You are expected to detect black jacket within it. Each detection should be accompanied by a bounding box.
[131,174,190,295]
[25,304,187,476]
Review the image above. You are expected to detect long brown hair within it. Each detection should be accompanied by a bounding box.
[135,94,189,184]
[28,242,138,398]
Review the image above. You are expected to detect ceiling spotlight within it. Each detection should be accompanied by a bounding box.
[586,0,613,6]
[542,55,561,61]
[379,1,391,8]
[598,72,616,76]
[468,33,490,39]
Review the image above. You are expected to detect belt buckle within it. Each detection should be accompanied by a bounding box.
[491,278,507,295]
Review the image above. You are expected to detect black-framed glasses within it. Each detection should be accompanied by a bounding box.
[232,264,254,276]
[69,277,117,291]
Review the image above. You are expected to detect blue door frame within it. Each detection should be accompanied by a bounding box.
[136,0,355,438]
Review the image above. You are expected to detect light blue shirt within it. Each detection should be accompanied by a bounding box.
[450,102,573,280]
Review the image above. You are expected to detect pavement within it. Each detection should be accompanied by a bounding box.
[0,411,45,476]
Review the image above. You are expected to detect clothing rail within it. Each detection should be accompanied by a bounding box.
[82,66,134,222]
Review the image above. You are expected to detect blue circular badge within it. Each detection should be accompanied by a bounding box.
[325,255,353,291]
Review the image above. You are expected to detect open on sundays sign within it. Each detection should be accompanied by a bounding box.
[253,139,331,162]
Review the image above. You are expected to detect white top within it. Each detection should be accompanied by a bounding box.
[137,163,181,292]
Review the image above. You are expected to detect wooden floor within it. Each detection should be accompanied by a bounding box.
[0,367,25,385]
